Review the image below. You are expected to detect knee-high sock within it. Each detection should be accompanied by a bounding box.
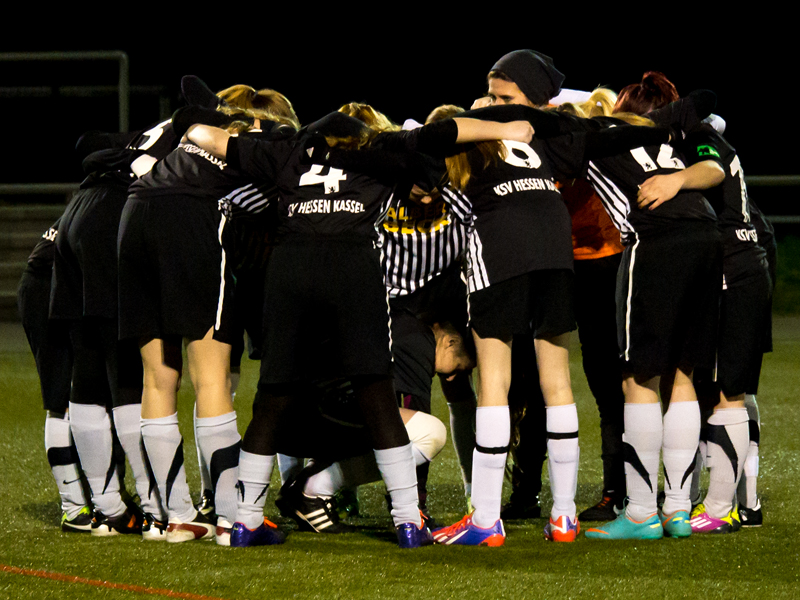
[69,402,126,518]
[662,401,701,516]
[236,450,274,529]
[112,404,164,519]
[689,443,704,505]
[623,403,662,522]
[375,443,419,526]
[45,412,88,518]
[448,400,475,498]
[704,407,749,517]
[471,406,509,528]
[195,411,241,526]
[738,394,760,508]
[141,413,195,523]
[546,404,579,519]
[193,404,212,497]
[277,454,304,486]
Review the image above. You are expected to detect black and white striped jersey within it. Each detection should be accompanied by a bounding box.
[586,118,716,245]
[381,192,469,297]
[682,126,767,288]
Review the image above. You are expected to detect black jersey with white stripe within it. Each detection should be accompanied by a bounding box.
[682,126,767,288]
[586,117,716,245]
[451,136,583,293]
[230,132,396,241]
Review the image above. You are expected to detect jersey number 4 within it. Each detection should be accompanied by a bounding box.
[299,165,347,194]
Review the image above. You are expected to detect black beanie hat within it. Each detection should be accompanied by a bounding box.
[490,50,565,106]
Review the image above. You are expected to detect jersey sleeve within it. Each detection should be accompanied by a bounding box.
[227,135,293,183]
[680,126,725,168]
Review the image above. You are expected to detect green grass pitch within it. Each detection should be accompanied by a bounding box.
[1,318,798,600]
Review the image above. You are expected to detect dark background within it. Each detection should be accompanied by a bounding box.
[2,20,794,213]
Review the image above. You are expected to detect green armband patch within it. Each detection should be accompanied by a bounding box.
[696,145,720,158]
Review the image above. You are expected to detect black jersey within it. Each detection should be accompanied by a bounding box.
[450,136,583,292]
[586,117,717,244]
[25,220,59,277]
[229,133,396,241]
[128,119,179,161]
[681,126,767,288]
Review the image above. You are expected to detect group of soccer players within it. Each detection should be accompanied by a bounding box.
[19,48,770,549]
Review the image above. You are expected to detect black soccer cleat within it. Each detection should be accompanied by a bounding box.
[61,506,93,533]
[276,490,355,533]
[91,505,145,537]
[578,494,626,522]
[739,500,763,527]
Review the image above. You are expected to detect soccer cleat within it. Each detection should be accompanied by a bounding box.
[216,519,232,546]
[544,514,580,542]
[61,507,93,533]
[432,513,506,546]
[276,490,354,533]
[91,505,145,537]
[689,504,741,534]
[578,494,625,522]
[230,518,286,547]
[142,513,168,541]
[500,497,541,520]
[165,510,215,543]
[661,510,692,538]
[585,512,663,540]
[739,499,762,527]
[195,489,216,519]
[334,488,360,519]
[396,519,434,549]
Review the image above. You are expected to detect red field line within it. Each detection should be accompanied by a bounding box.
[0,564,230,599]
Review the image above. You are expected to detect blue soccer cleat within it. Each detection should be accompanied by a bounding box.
[432,513,506,546]
[585,512,664,540]
[230,518,286,547]
[661,510,692,538]
[396,519,434,549]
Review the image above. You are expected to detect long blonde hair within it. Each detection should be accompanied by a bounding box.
[216,84,301,131]
[325,102,400,150]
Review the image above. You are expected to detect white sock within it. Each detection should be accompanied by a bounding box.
[448,400,476,499]
[689,445,703,505]
[546,404,579,519]
[470,406,509,528]
[45,412,88,519]
[141,413,195,522]
[112,404,164,519]
[277,454,304,486]
[738,394,760,508]
[69,402,126,518]
[374,443,419,527]
[704,407,749,518]
[236,450,274,529]
[195,411,241,525]
[623,403,662,522]
[193,404,212,496]
[662,401,700,516]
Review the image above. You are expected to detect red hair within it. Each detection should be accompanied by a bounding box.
[614,71,679,116]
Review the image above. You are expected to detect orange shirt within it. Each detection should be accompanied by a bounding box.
[560,179,624,260]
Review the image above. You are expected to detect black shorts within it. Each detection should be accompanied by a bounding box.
[17,270,72,413]
[260,239,392,384]
[118,196,236,344]
[389,309,436,409]
[617,222,722,379]
[51,182,128,320]
[716,271,772,396]
[468,269,576,341]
